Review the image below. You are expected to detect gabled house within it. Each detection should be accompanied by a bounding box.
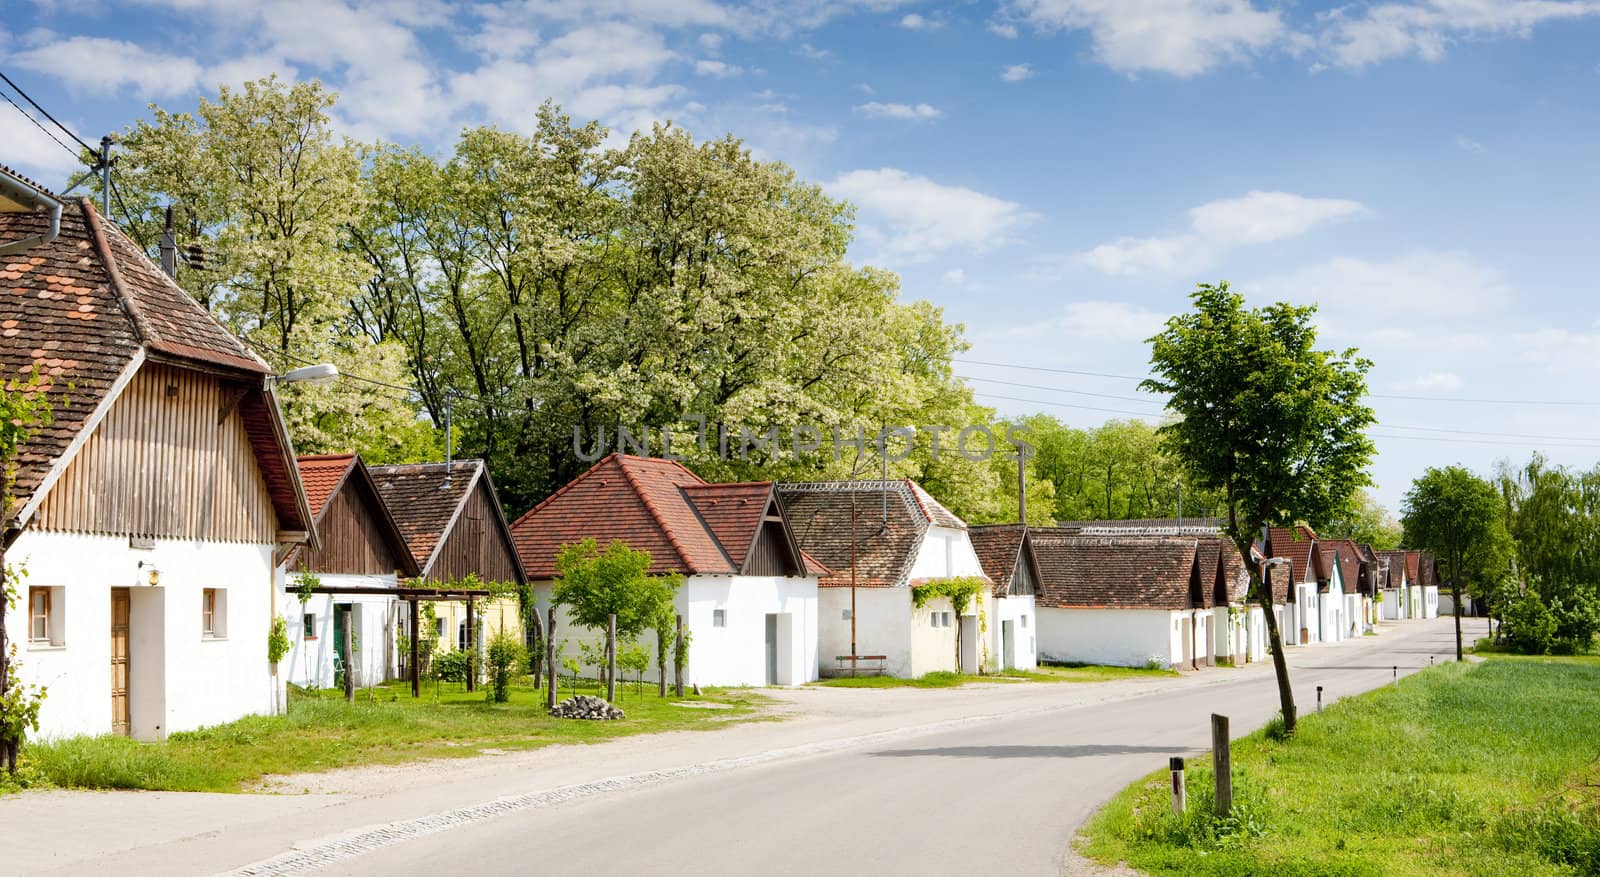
[1029,533,1213,670]
[277,454,420,690]
[512,453,824,687]
[1267,526,1350,646]
[1201,537,1266,665]
[0,175,314,740]
[967,524,1040,672]
[1375,549,1410,619]
[778,479,989,678]
[369,460,526,665]
[1412,551,1441,618]
[1322,538,1377,637]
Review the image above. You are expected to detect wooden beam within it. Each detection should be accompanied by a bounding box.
[409,597,420,698]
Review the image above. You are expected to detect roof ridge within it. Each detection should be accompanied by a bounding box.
[81,199,155,345]
[615,454,695,573]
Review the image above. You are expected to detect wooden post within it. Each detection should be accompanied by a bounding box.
[1211,714,1232,818]
[545,607,558,711]
[530,607,544,690]
[1169,756,1186,816]
[606,613,618,703]
[674,613,685,697]
[342,605,354,703]
[409,598,420,698]
[657,626,668,698]
[465,596,476,693]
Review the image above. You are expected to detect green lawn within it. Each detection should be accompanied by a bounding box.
[14,677,770,794]
[1079,655,1600,876]
[816,663,1175,689]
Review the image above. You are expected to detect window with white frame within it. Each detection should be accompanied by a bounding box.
[202,588,228,639]
[1020,614,1029,628]
[28,587,50,642]
[302,612,318,640]
[930,610,953,629]
[713,609,727,627]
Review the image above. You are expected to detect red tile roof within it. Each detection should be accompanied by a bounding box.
[1268,527,1319,585]
[287,453,420,576]
[369,460,482,573]
[297,454,357,519]
[510,454,825,580]
[0,190,306,535]
[1030,531,1201,610]
[968,524,1028,597]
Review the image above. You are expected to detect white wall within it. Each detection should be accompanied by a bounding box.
[908,595,959,677]
[990,594,1037,671]
[276,570,399,690]
[818,587,911,677]
[1036,607,1184,668]
[1423,586,1439,619]
[1379,589,1401,620]
[907,526,987,582]
[7,530,275,740]
[535,574,818,688]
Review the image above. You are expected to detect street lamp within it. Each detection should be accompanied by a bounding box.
[271,363,339,386]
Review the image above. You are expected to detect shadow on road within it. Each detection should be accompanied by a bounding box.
[869,743,1186,760]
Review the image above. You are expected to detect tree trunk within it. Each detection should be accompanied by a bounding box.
[674,614,685,697]
[657,627,668,698]
[606,614,617,703]
[545,607,558,711]
[1453,575,1464,661]
[1240,536,1297,733]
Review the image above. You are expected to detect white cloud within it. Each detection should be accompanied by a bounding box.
[900,12,941,29]
[826,168,1036,261]
[1006,0,1289,76]
[1080,190,1369,275]
[853,101,943,120]
[853,82,877,93]
[698,32,723,53]
[1395,371,1464,393]
[1455,134,1486,153]
[1513,323,1600,375]
[10,36,203,96]
[1320,0,1600,68]
[942,268,967,284]
[796,42,832,61]
[695,59,743,77]
[0,100,87,184]
[988,21,1020,37]
[1264,250,1512,317]
[1054,300,1168,342]
[1001,63,1034,81]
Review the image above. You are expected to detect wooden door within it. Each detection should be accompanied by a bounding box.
[111,588,130,736]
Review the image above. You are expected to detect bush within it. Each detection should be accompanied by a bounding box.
[485,633,527,704]
[1550,594,1600,655]
[432,649,471,683]
[1503,593,1558,654]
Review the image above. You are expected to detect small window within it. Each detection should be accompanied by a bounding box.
[713,609,727,627]
[28,587,50,642]
[458,620,468,651]
[435,618,446,638]
[930,611,953,629]
[841,608,852,621]
[202,588,227,639]
[303,612,318,640]
[1020,614,1029,628]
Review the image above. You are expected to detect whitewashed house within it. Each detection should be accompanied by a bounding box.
[277,454,420,690]
[779,480,990,678]
[1029,532,1213,670]
[1202,538,1267,665]
[1376,550,1409,620]
[968,524,1040,672]
[0,175,315,740]
[513,454,824,687]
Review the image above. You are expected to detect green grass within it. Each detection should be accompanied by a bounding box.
[1079,655,1600,876]
[816,663,1175,688]
[17,677,770,794]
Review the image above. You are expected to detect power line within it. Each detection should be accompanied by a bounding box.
[970,392,1169,420]
[958,374,1166,407]
[0,68,96,155]
[0,89,80,162]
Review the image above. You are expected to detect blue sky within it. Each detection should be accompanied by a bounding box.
[6,0,1600,514]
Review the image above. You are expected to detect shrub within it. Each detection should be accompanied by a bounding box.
[485,633,526,703]
[432,649,471,683]
[1503,593,1558,654]
[1263,712,1293,742]
[1550,594,1600,655]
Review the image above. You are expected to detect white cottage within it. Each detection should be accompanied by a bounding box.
[968,525,1040,672]
[0,176,315,740]
[513,454,823,687]
[1203,538,1267,665]
[1030,532,1215,670]
[276,454,421,690]
[1376,549,1409,620]
[779,480,991,678]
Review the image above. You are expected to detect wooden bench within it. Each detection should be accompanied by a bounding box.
[833,655,888,677]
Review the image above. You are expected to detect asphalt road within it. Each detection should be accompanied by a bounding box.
[317,618,1476,877]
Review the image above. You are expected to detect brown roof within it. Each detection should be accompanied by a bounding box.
[1321,539,1364,593]
[369,459,524,581]
[1030,531,1201,610]
[287,454,420,576]
[778,479,965,588]
[0,191,307,536]
[1057,517,1224,534]
[1196,536,1252,607]
[969,524,1028,597]
[1268,527,1320,585]
[297,454,357,519]
[510,454,825,580]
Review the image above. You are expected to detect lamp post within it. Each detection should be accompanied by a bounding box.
[271,363,340,386]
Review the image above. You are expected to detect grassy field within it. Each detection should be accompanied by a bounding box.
[14,678,770,794]
[1079,655,1600,876]
[816,663,1175,689]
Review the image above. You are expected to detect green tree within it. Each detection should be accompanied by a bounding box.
[1401,466,1511,660]
[1143,282,1375,734]
[553,539,682,691]
[0,368,53,774]
[1320,490,1403,550]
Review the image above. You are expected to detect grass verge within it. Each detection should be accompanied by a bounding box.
[816,663,1175,688]
[1079,655,1600,876]
[15,677,770,794]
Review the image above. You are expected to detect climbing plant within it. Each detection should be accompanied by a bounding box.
[911,577,988,615]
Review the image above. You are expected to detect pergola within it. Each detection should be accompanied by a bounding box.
[285,584,494,697]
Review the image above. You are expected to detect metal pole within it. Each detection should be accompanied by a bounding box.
[1316,685,1323,713]
[606,613,618,703]
[1211,714,1231,818]
[849,490,858,665]
[99,135,112,217]
[409,598,420,698]
[1169,756,1187,816]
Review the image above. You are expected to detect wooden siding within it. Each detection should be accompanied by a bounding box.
[290,478,404,576]
[35,363,276,543]
[744,519,803,577]
[1011,552,1038,596]
[423,480,522,585]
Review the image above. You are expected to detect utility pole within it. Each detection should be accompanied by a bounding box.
[159,206,177,278]
[1017,443,1027,524]
[98,135,112,217]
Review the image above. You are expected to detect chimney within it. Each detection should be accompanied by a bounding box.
[159,205,177,279]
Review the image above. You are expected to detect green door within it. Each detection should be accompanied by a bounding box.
[333,603,351,686]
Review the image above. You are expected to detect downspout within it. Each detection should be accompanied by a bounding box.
[0,172,63,256]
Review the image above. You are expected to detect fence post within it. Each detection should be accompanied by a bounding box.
[545,607,558,711]
[342,604,355,703]
[606,613,618,703]
[674,613,685,697]
[1316,685,1324,713]
[1211,714,1231,818]
[1169,756,1186,816]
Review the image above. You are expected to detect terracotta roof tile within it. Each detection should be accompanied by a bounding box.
[1030,531,1201,610]
[510,454,824,580]
[969,524,1027,596]
[369,460,481,572]
[778,481,938,588]
[296,454,357,519]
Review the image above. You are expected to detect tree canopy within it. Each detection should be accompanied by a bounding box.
[1144,281,1375,732]
[1401,465,1511,659]
[552,539,680,641]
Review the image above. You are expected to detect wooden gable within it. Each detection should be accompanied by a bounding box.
[425,473,524,586]
[288,461,419,577]
[1009,536,1039,597]
[741,492,807,577]
[34,362,277,543]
